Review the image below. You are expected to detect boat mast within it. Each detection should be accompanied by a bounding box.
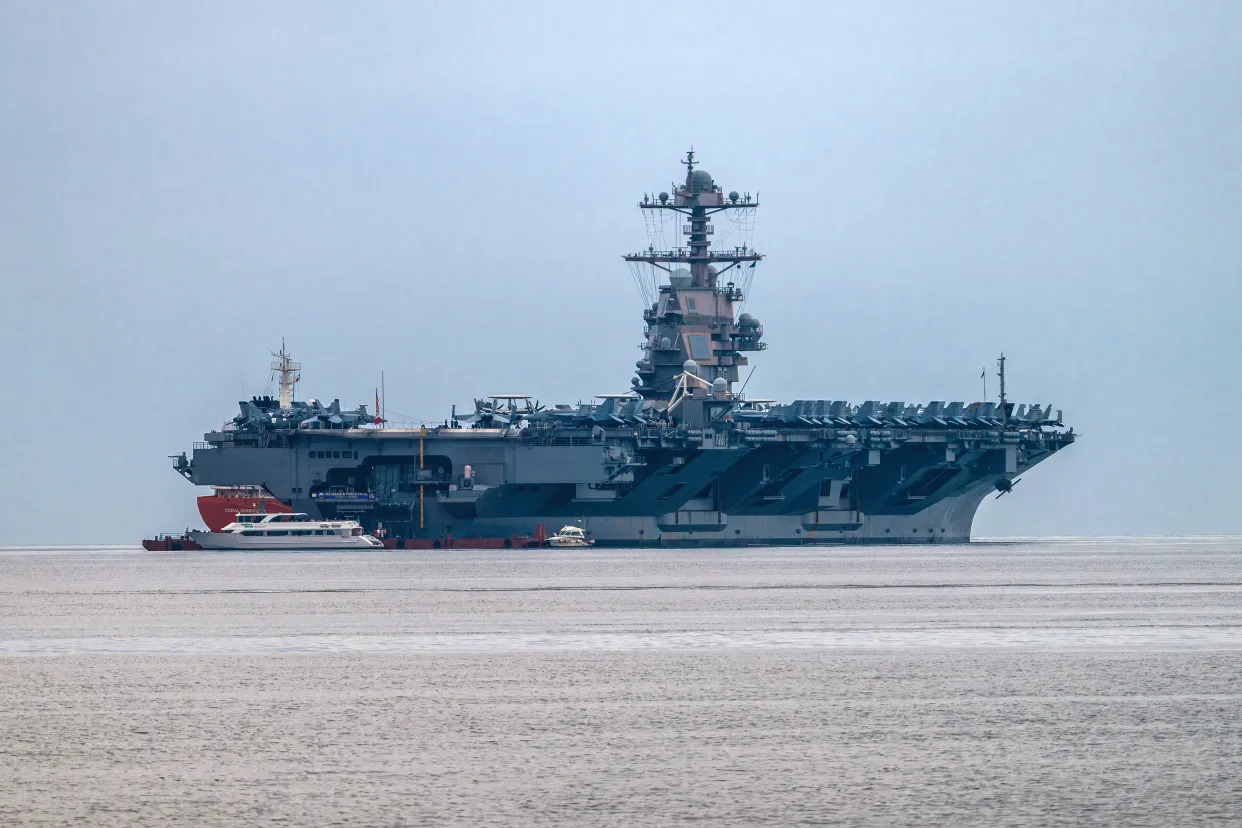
[271,339,301,409]
[997,352,1008,422]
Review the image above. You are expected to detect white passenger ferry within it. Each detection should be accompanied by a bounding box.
[188,513,384,550]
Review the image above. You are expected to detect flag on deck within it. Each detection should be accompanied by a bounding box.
[375,389,382,425]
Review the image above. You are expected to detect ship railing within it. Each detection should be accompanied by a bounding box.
[522,435,597,447]
[367,420,441,431]
[624,247,763,261]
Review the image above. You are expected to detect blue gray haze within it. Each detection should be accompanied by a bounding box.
[2,538,1241,826]
[1,2,1240,543]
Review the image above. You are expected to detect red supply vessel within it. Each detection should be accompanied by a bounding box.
[197,485,291,531]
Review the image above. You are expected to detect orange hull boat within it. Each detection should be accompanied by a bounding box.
[197,486,292,531]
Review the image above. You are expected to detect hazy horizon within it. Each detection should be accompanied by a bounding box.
[2,2,1239,544]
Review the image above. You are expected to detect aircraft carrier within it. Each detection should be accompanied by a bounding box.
[172,152,1076,545]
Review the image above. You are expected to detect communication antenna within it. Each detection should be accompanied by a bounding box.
[271,339,301,409]
[997,352,1007,421]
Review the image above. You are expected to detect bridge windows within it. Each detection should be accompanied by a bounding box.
[686,334,711,360]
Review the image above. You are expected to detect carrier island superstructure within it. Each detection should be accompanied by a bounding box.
[173,153,1076,545]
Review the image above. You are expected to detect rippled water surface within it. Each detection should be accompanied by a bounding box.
[2,537,1240,826]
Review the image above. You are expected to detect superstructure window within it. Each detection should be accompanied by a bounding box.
[265,530,289,537]
[332,451,340,459]
[241,530,261,537]
[687,334,711,360]
[686,297,698,312]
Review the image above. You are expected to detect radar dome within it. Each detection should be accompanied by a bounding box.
[682,359,699,376]
[712,377,728,393]
[844,434,857,445]
[659,336,672,350]
[689,169,714,192]
[658,191,669,203]
[728,190,739,203]
[738,312,758,327]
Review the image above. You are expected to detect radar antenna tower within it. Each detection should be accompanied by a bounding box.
[624,152,766,401]
[997,352,1007,421]
[271,339,302,409]
[626,148,762,289]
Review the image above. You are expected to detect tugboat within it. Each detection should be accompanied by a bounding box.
[188,513,383,550]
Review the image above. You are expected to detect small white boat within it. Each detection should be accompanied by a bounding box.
[547,525,594,548]
[188,513,384,550]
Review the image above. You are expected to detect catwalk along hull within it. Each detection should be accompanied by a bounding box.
[173,153,1075,545]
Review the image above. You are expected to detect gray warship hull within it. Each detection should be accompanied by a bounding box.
[174,153,1074,545]
[180,416,1069,546]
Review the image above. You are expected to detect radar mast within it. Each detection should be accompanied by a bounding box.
[625,152,765,401]
[271,339,301,409]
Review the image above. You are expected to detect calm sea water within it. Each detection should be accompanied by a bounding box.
[1,537,1240,826]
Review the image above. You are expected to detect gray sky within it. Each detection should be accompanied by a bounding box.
[2,1,1239,544]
